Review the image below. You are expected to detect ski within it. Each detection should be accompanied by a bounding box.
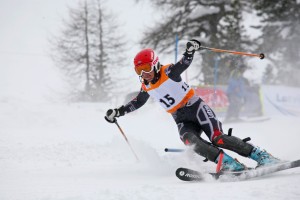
[176,159,300,182]
[176,167,204,181]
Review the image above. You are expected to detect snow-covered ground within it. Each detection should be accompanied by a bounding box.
[1,96,300,200]
[1,0,299,199]
[1,51,300,200]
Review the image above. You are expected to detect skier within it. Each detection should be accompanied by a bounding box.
[224,64,249,122]
[105,40,279,172]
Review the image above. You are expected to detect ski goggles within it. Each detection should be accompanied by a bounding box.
[134,63,155,76]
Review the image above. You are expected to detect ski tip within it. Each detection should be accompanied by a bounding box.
[176,167,204,182]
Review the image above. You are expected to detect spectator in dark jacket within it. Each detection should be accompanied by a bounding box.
[224,64,248,122]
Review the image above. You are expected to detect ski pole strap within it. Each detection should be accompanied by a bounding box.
[164,148,184,152]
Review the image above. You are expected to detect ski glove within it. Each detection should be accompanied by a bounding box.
[185,39,201,54]
[105,105,125,123]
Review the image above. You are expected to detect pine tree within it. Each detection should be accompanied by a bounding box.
[253,0,300,86]
[139,0,252,85]
[51,0,128,101]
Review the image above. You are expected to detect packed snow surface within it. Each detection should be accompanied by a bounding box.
[1,99,299,200]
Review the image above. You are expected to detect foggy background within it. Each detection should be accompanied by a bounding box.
[1,0,299,105]
[0,1,300,200]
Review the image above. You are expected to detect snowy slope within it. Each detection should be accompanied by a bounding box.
[1,52,299,200]
[1,98,300,200]
[1,0,299,199]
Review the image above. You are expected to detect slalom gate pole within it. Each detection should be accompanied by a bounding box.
[114,120,140,161]
[200,46,265,59]
[164,148,184,152]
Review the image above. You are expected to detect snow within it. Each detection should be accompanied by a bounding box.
[1,80,300,200]
[1,1,300,199]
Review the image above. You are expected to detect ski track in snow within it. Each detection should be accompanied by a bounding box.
[0,101,300,200]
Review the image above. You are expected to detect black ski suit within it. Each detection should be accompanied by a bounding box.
[121,54,254,163]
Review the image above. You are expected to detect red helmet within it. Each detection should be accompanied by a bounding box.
[134,48,160,75]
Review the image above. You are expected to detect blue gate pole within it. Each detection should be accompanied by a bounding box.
[175,34,179,63]
[213,55,219,107]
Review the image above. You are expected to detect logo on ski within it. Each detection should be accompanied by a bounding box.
[175,168,204,181]
[176,159,300,182]
[179,170,202,179]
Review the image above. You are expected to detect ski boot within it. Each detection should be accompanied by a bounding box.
[249,147,280,168]
[215,152,246,172]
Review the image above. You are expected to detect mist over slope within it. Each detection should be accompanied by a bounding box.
[1,55,299,200]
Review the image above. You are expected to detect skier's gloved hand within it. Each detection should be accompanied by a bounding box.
[185,39,201,55]
[105,106,125,123]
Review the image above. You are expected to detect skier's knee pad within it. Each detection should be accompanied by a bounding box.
[183,133,221,162]
[212,134,254,157]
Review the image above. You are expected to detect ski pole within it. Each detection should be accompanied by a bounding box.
[164,148,184,152]
[114,119,140,161]
[200,46,265,59]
